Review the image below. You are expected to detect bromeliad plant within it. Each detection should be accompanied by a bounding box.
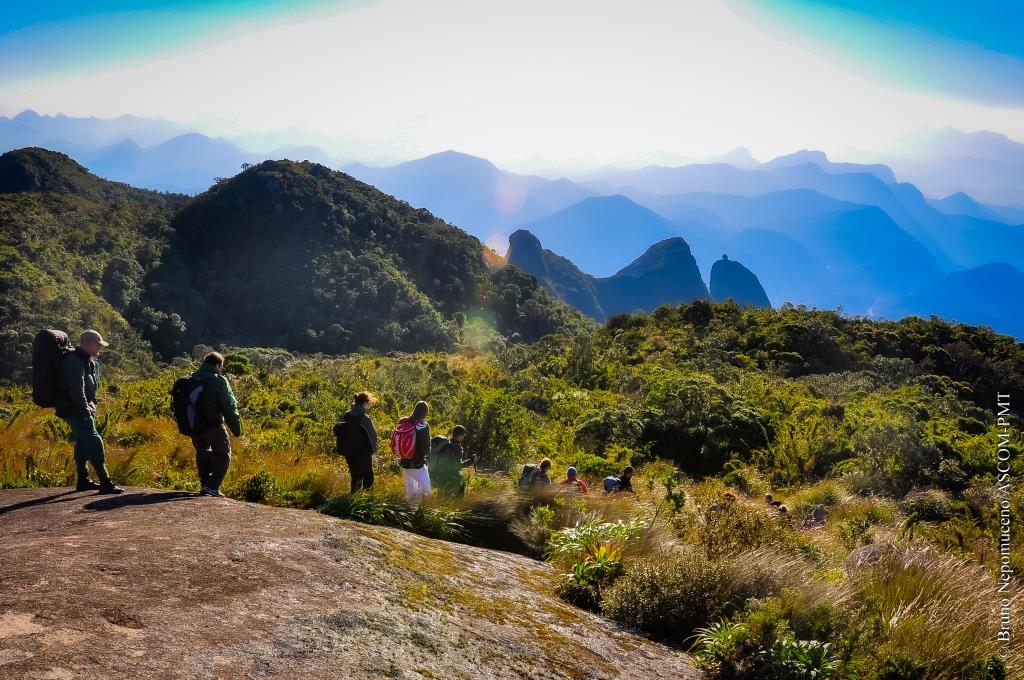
[545,517,648,567]
[556,542,624,610]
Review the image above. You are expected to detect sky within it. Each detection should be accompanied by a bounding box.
[2,0,1023,170]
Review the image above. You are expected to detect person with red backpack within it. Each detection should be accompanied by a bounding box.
[392,401,432,504]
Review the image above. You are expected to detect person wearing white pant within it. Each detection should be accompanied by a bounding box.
[398,400,433,505]
[403,464,432,505]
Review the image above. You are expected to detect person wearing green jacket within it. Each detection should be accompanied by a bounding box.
[56,329,123,494]
[429,425,476,496]
[191,352,242,497]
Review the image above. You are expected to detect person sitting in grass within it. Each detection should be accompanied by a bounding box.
[429,425,476,497]
[558,466,588,493]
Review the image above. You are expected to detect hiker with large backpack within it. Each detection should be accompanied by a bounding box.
[391,401,432,505]
[33,329,123,494]
[333,392,378,492]
[171,352,241,497]
[517,458,552,489]
[428,425,476,497]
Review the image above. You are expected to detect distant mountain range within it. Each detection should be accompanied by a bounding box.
[342,151,595,241]
[884,129,1024,206]
[0,111,338,194]
[505,229,768,321]
[3,110,1023,337]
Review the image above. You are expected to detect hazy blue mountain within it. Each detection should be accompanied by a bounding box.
[505,229,604,319]
[644,189,860,230]
[989,203,1024,223]
[78,132,261,194]
[928,192,1008,222]
[709,255,771,308]
[523,195,679,277]
[725,229,829,308]
[589,151,898,196]
[690,207,944,314]
[505,229,712,320]
[885,129,1024,205]
[0,110,338,195]
[342,150,595,240]
[761,149,897,183]
[584,159,958,268]
[883,262,1024,338]
[781,206,944,312]
[0,109,186,152]
[925,214,1024,271]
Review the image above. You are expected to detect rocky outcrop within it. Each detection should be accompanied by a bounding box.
[709,255,771,308]
[0,487,701,679]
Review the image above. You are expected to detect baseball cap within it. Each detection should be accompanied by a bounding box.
[80,330,110,347]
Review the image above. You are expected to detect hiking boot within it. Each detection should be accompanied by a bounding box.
[97,483,125,495]
[207,488,225,498]
[198,487,213,496]
[76,479,102,491]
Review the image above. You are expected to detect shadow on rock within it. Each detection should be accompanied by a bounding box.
[83,491,198,511]
[0,489,85,515]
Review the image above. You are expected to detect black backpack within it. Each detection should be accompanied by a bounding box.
[169,375,210,436]
[430,435,452,461]
[333,414,368,457]
[31,329,74,408]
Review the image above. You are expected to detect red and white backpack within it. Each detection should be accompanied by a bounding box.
[390,417,421,461]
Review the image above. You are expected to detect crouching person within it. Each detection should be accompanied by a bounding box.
[191,352,242,497]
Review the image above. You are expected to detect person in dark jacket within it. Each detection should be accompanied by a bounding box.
[617,466,635,493]
[401,401,432,504]
[56,330,123,494]
[429,425,476,496]
[334,392,379,492]
[191,352,242,497]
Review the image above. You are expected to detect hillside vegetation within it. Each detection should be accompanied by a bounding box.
[1,301,1021,678]
[0,148,588,381]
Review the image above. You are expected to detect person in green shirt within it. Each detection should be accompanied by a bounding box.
[191,352,242,497]
[429,425,476,496]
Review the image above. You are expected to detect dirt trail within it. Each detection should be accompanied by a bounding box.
[0,487,702,679]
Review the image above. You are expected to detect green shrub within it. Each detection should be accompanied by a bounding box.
[898,489,954,521]
[222,353,253,375]
[319,490,411,527]
[601,550,786,641]
[234,470,280,503]
[409,504,468,540]
[836,517,874,549]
